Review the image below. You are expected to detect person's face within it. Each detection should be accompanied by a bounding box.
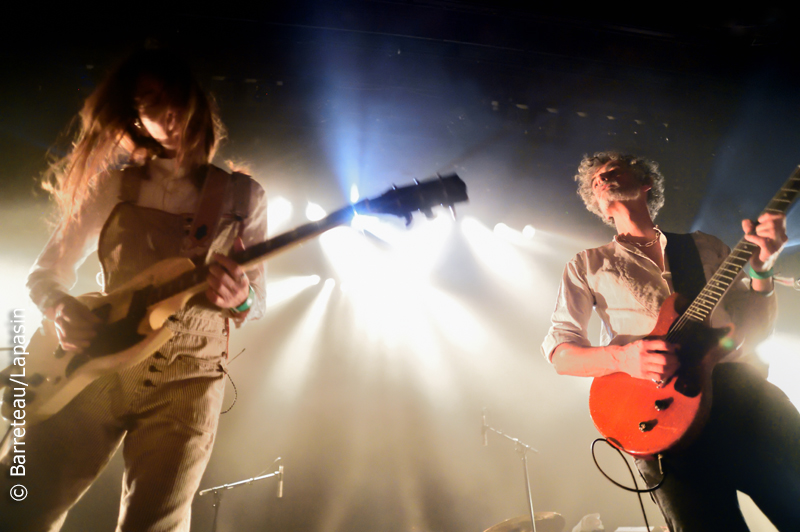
[134,76,182,155]
[590,161,649,215]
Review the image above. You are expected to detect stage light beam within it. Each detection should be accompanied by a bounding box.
[267,196,293,236]
[756,333,800,408]
[306,202,327,221]
[265,275,322,311]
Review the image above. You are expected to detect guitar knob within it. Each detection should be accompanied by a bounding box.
[655,398,673,411]
[639,420,657,432]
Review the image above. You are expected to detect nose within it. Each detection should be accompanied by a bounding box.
[165,110,177,131]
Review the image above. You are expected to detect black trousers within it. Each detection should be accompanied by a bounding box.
[636,362,800,532]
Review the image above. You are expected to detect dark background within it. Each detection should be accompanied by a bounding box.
[2,3,799,531]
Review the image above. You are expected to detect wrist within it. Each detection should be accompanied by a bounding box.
[746,262,774,280]
[43,290,70,319]
[230,285,254,313]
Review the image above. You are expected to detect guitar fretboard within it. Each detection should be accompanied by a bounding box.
[668,167,800,339]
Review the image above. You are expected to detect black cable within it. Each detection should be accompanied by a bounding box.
[220,368,238,415]
[220,348,245,414]
[591,438,666,531]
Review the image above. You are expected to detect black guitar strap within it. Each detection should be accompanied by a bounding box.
[663,232,706,300]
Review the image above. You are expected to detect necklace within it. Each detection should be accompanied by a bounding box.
[618,227,661,248]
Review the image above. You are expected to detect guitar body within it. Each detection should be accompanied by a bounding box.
[1,257,200,426]
[589,293,733,458]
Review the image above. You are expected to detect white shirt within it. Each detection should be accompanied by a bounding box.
[541,231,777,362]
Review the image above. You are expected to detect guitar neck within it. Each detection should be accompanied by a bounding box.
[678,166,800,326]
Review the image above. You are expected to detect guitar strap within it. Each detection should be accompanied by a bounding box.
[663,232,706,300]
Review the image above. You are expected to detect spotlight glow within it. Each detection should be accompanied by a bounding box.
[756,333,800,408]
[522,224,536,239]
[318,215,455,357]
[267,196,293,236]
[265,275,322,310]
[306,202,327,221]
[350,185,360,203]
[463,217,534,291]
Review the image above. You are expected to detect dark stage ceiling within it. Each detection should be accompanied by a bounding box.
[2,4,799,532]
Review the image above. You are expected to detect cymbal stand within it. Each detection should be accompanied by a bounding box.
[482,409,540,532]
[198,457,284,532]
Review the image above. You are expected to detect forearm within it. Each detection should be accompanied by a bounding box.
[550,342,628,377]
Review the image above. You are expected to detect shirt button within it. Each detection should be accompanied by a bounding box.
[153,352,166,359]
[143,379,156,387]
[148,365,162,373]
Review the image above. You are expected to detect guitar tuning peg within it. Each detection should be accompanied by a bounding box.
[414,179,420,185]
[448,205,457,220]
[403,213,413,226]
[392,184,398,190]
[422,208,434,220]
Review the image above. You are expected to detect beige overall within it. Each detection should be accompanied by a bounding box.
[1,168,251,532]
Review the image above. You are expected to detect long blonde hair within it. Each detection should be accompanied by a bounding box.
[44,48,225,231]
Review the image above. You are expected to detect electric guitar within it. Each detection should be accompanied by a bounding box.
[1,174,468,425]
[589,166,800,458]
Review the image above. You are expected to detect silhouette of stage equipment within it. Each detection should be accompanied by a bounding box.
[198,456,284,532]
[482,409,562,532]
[483,512,567,532]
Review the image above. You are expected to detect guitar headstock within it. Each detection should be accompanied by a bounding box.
[354,173,468,223]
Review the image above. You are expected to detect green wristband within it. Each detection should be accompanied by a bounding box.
[746,262,774,280]
[231,285,255,313]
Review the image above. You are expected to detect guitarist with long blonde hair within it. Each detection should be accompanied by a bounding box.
[542,152,800,531]
[0,48,267,531]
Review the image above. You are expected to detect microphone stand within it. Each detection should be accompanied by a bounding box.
[198,457,283,532]
[482,409,540,532]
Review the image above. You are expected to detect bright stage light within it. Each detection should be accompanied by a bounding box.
[267,196,293,236]
[265,275,322,310]
[756,333,800,408]
[350,184,360,203]
[493,223,537,246]
[318,214,455,352]
[522,224,536,239]
[463,217,533,291]
[306,202,327,221]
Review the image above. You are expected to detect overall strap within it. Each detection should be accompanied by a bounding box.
[229,171,252,225]
[663,232,706,301]
[187,165,231,249]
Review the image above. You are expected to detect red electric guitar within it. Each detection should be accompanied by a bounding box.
[1,174,468,426]
[589,166,800,458]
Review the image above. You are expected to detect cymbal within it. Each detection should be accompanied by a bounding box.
[483,512,566,532]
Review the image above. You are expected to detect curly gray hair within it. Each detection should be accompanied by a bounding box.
[574,152,665,226]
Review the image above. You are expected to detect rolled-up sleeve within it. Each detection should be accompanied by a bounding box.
[27,176,119,312]
[541,253,596,361]
[230,177,268,327]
